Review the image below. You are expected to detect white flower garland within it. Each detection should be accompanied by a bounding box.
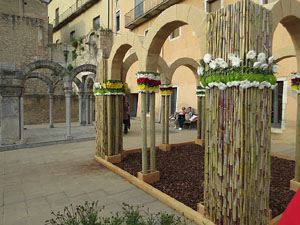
[196,89,205,97]
[136,73,160,81]
[203,80,277,90]
[94,92,125,96]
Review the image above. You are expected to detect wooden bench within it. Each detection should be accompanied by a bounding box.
[183,120,197,129]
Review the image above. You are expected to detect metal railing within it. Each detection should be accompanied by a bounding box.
[52,0,95,28]
[125,0,167,27]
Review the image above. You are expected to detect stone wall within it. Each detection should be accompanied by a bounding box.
[0,13,49,70]
[24,94,80,125]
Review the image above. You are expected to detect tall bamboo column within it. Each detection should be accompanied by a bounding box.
[195,87,206,145]
[141,92,148,174]
[204,1,273,224]
[137,72,160,183]
[290,73,300,190]
[197,97,201,140]
[161,95,166,144]
[107,95,113,156]
[150,93,156,172]
[165,96,170,144]
[296,94,300,182]
[159,85,172,151]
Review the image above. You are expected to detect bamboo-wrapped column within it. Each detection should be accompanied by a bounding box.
[296,94,300,182]
[137,72,160,183]
[107,95,113,156]
[197,97,201,139]
[150,93,156,172]
[161,95,166,144]
[204,0,274,224]
[141,92,148,174]
[115,95,120,155]
[201,97,205,139]
[291,73,300,183]
[165,96,170,144]
[159,85,172,151]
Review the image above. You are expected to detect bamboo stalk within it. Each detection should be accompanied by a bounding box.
[165,96,170,144]
[161,96,166,144]
[150,93,156,172]
[141,92,148,174]
[115,95,120,155]
[197,97,201,139]
[295,94,300,181]
[107,95,113,156]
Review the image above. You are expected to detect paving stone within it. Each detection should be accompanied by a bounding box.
[4,191,25,205]
[0,206,3,225]
[3,202,28,225]
[69,193,92,205]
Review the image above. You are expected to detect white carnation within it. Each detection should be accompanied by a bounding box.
[268,56,274,64]
[197,66,204,76]
[252,81,260,87]
[246,50,256,60]
[228,53,235,60]
[231,57,242,67]
[94,82,101,89]
[203,54,212,64]
[219,61,228,69]
[218,83,226,90]
[257,53,266,63]
[253,62,261,69]
[215,58,224,65]
[272,65,279,73]
[260,63,269,70]
[209,60,218,70]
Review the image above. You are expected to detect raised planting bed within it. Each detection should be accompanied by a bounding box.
[115,144,296,218]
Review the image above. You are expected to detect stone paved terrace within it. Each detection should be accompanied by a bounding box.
[0,119,297,224]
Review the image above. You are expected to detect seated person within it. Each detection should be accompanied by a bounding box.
[177,107,186,130]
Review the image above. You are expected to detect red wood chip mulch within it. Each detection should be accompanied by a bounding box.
[115,144,296,218]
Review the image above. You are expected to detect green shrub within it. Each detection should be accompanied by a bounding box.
[72,50,77,61]
[45,201,193,225]
[67,64,73,71]
[71,39,78,49]
[80,46,85,51]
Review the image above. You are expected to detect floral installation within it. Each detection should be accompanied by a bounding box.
[159,84,173,96]
[291,72,300,93]
[94,80,128,96]
[196,86,206,97]
[197,50,278,90]
[136,72,161,93]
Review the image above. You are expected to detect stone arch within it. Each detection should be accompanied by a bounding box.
[70,64,97,80]
[53,76,84,93]
[23,60,68,78]
[143,4,207,72]
[84,74,96,93]
[169,57,200,85]
[266,0,300,70]
[108,32,144,80]
[122,53,171,83]
[26,72,54,93]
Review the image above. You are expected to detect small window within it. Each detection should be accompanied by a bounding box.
[169,27,181,41]
[115,10,120,32]
[206,0,221,12]
[55,8,59,25]
[70,30,75,41]
[144,29,149,36]
[93,16,100,29]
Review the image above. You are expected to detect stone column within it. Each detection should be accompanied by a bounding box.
[85,95,90,124]
[78,92,84,125]
[49,93,54,128]
[64,89,72,139]
[20,96,24,143]
[89,95,93,124]
[0,69,24,145]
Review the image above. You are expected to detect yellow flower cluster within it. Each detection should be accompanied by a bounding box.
[137,84,159,92]
[292,85,300,91]
[106,81,124,89]
[160,90,173,95]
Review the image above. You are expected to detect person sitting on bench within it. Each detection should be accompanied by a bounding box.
[178,107,186,131]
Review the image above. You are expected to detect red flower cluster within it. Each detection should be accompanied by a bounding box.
[292,78,300,83]
[137,78,161,86]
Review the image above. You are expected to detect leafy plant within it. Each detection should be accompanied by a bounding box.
[45,202,193,225]
[72,50,77,61]
[80,46,85,51]
[71,39,78,48]
[78,36,84,44]
[67,64,73,71]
